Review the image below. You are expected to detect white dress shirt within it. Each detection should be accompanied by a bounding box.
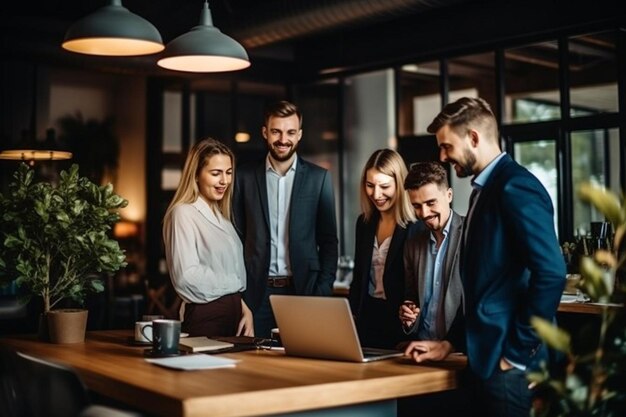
[164,198,246,307]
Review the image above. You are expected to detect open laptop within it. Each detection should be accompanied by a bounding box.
[269,294,404,363]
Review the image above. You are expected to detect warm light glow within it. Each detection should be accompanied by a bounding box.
[114,220,139,238]
[62,38,164,56]
[321,131,337,141]
[235,132,250,143]
[157,55,250,73]
[0,150,73,161]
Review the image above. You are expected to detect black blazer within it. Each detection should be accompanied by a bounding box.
[349,213,421,322]
[233,156,339,312]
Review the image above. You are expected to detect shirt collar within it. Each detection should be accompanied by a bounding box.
[266,154,298,174]
[473,151,506,189]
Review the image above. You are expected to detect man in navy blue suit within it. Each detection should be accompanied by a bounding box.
[424,97,566,417]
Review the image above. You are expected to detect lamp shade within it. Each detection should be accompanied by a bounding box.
[0,150,73,163]
[62,0,164,56]
[157,1,250,73]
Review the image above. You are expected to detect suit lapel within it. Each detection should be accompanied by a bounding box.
[384,225,405,277]
[290,157,305,209]
[255,161,270,230]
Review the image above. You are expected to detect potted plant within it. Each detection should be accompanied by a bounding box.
[0,163,127,343]
[530,182,625,416]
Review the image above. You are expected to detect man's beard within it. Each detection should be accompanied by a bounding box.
[268,141,298,162]
[453,148,476,178]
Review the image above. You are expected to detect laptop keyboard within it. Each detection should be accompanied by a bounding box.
[362,347,401,357]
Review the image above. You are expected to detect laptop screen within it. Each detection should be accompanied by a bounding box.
[269,295,402,362]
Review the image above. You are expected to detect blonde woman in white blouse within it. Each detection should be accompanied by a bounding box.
[163,138,253,337]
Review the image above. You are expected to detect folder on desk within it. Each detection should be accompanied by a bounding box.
[178,337,234,353]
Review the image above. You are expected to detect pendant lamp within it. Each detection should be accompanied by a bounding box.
[62,0,164,56]
[157,1,250,73]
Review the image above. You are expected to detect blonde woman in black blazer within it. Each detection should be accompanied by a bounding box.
[348,148,419,349]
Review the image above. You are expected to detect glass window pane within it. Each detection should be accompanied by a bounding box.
[571,129,616,236]
[398,61,441,136]
[448,52,496,110]
[162,90,182,153]
[569,31,618,117]
[514,140,559,235]
[504,41,560,124]
[161,168,181,190]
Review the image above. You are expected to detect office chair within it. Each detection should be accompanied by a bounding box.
[14,351,142,417]
[0,346,27,417]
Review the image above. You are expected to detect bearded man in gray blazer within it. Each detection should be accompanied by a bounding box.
[232,100,338,338]
[400,161,465,359]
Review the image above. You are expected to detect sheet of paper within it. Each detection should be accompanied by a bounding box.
[145,354,239,370]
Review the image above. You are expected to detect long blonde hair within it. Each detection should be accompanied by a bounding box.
[163,138,235,230]
[359,148,415,227]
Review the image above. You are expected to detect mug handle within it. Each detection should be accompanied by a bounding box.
[141,324,153,343]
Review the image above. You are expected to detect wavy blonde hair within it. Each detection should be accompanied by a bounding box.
[359,148,415,227]
[163,138,235,231]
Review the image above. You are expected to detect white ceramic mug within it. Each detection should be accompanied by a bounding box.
[134,321,152,342]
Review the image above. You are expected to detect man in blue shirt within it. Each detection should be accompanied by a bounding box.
[400,161,464,359]
[427,97,565,417]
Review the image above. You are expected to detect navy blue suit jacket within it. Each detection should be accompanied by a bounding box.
[462,154,566,379]
[232,156,338,312]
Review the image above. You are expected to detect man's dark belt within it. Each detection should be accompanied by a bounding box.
[267,276,293,288]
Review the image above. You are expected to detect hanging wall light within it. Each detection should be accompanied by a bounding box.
[62,0,164,56]
[157,1,250,73]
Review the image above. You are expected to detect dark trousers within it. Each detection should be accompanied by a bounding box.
[182,292,242,337]
[469,367,532,417]
[356,295,405,349]
[254,286,295,339]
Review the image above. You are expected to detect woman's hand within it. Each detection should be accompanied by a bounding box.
[237,299,254,337]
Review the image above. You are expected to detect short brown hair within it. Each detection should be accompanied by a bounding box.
[264,100,303,128]
[427,97,498,142]
[404,161,449,191]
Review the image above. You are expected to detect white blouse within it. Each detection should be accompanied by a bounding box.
[163,198,246,305]
[369,236,391,299]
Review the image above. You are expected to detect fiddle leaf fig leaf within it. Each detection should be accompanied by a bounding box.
[531,316,571,353]
[578,183,625,227]
[580,257,611,301]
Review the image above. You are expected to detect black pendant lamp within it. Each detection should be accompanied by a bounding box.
[157,1,250,73]
[62,0,164,56]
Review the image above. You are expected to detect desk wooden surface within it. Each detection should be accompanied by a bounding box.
[1,330,465,417]
[558,301,623,314]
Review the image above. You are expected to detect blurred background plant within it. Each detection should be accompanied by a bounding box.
[530,182,625,417]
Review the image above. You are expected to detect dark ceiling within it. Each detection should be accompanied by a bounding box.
[1,0,473,80]
[2,0,624,83]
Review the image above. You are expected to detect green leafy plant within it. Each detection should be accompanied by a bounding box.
[530,183,626,417]
[0,163,128,313]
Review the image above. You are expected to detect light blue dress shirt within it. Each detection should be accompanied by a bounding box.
[417,211,454,340]
[266,155,297,277]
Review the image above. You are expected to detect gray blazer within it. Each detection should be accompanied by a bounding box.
[232,156,339,312]
[403,211,464,349]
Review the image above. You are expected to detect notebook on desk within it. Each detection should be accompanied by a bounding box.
[269,295,403,363]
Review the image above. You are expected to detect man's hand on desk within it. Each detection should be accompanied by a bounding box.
[403,340,453,363]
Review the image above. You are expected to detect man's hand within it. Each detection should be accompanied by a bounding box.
[403,340,453,363]
[399,300,420,328]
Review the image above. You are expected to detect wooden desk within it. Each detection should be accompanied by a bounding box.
[558,301,623,314]
[1,330,465,417]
